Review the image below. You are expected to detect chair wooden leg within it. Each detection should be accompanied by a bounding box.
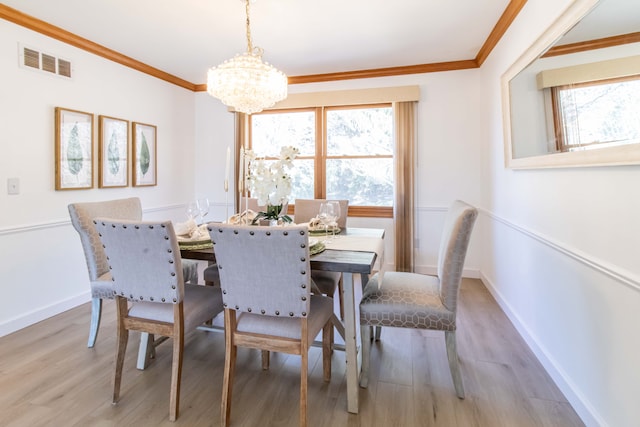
[338,277,345,320]
[169,305,185,421]
[222,309,237,427]
[88,298,102,348]
[445,331,465,399]
[359,324,371,388]
[261,350,270,370]
[322,321,332,382]
[113,298,129,404]
[300,321,309,427]
[329,326,334,355]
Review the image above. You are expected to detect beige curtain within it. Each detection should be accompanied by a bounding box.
[393,102,416,272]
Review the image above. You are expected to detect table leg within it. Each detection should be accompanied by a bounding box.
[342,271,359,414]
[136,332,153,370]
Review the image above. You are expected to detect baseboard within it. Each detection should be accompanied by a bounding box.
[479,272,606,427]
[0,291,90,338]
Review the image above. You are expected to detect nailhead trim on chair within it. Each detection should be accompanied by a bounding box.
[96,219,184,305]
[209,225,312,319]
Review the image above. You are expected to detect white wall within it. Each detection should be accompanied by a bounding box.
[193,93,235,221]
[1,15,486,334]
[193,72,486,278]
[479,0,640,426]
[3,2,638,426]
[7,5,633,426]
[276,73,485,277]
[0,20,197,335]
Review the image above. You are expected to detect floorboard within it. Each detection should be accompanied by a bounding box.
[0,279,584,426]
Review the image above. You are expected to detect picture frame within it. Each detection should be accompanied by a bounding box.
[98,115,129,188]
[55,107,94,190]
[132,122,157,187]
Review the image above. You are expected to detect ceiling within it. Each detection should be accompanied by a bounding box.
[2,0,636,87]
[2,0,514,85]
[557,0,640,45]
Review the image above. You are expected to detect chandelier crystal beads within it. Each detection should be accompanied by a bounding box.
[207,0,288,114]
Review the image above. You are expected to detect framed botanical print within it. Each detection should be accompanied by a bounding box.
[55,107,94,190]
[132,122,157,187]
[98,115,129,188]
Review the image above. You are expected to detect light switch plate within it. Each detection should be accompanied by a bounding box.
[7,178,19,195]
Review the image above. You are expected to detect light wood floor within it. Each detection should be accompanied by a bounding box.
[0,279,584,427]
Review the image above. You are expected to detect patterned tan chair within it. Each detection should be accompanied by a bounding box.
[68,197,199,347]
[208,224,334,427]
[359,200,478,397]
[94,219,224,421]
[294,199,349,319]
[238,196,263,213]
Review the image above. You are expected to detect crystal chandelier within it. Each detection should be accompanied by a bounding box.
[207,0,288,115]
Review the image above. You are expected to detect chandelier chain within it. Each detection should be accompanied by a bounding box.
[245,0,253,54]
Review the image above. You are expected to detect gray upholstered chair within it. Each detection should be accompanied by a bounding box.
[68,198,142,348]
[68,197,199,347]
[294,199,349,319]
[208,224,333,427]
[94,218,224,422]
[294,199,348,229]
[359,200,478,398]
[203,263,220,286]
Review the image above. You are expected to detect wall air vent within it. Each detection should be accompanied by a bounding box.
[58,59,72,78]
[23,47,39,69]
[41,53,56,73]
[19,44,73,79]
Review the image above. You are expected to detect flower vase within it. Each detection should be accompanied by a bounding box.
[253,203,291,226]
[265,203,283,219]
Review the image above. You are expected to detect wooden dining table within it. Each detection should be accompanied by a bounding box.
[178,226,384,414]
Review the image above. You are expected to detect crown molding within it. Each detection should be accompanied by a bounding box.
[476,0,528,66]
[1,1,527,90]
[542,31,640,58]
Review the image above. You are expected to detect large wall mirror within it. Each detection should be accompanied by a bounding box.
[502,0,640,169]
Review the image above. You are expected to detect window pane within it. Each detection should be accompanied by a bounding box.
[252,111,315,157]
[249,105,395,214]
[327,158,393,206]
[289,159,314,201]
[326,107,393,156]
[557,78,640,151]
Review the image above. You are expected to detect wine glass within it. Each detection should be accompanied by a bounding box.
[327,201,340,239]
[318,202,335,243]
[197,198,210,224]
[186,201,199,223]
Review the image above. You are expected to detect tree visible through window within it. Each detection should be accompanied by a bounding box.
[552,75,640,152]
[249,104,393,217]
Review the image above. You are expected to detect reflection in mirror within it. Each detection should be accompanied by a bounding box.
[503,0,640,168]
